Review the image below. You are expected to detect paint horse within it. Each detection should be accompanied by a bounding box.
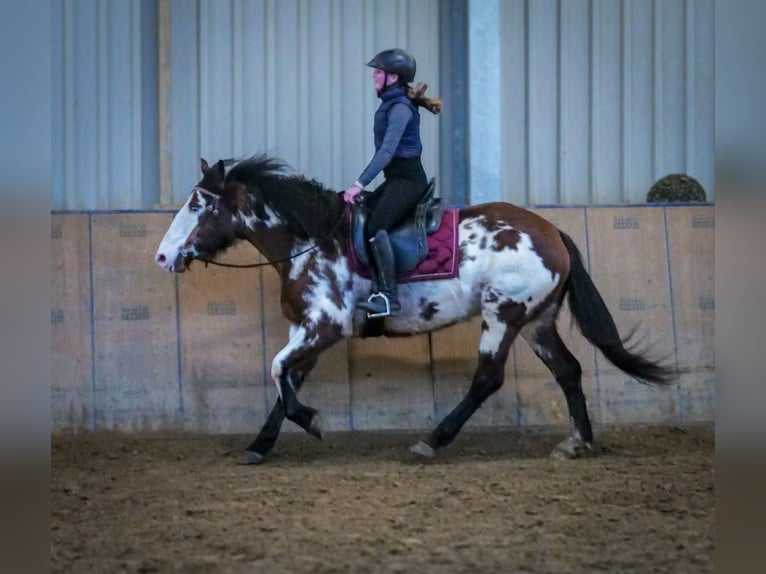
[155,156,673,464]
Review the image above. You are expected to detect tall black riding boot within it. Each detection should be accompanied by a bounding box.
[357,230,401,317]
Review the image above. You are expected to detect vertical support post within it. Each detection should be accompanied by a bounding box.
[468,0,503,204]
[439,0,469,206]
[158,0,172,207]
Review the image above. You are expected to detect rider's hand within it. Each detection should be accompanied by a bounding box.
[343,182,363,204]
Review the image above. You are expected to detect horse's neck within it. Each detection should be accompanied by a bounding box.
[242,224,294,264]
[240,199,348,273]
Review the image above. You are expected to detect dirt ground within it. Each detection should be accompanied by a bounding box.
[51,424,714,573]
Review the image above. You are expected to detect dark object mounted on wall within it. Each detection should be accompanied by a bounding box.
[647,174,707,203]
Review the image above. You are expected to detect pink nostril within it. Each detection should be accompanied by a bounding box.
[157,254,166,264]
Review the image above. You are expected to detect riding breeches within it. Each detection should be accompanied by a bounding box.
[364,156,427,238]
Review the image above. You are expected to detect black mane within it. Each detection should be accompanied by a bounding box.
[225,155,344,247]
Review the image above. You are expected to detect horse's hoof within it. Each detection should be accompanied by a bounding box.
[309,413,323,441]
[409,440,436,459]
[238,450,267,465]
[550,436,592,460]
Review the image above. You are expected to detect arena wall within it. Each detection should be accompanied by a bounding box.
[51,205,714,433]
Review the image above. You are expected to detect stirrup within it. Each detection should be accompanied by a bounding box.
[364,292,392,319]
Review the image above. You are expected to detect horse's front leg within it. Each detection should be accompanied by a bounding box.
[238,354,317,465]
[239,321,343,464]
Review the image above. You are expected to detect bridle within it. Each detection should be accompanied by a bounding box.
[187,187,346,270]
[193,186,221,216]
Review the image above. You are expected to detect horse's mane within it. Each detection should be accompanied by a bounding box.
[225,155,343,248]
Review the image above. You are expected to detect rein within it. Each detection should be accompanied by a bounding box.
[192,190,348,269]
[197,242,322,269]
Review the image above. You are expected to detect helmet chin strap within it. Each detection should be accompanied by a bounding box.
[377,71,397,96]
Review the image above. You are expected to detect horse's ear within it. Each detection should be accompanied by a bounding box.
[201,158,210,174]
[215,159,225,180]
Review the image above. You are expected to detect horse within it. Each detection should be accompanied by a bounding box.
[155,155,674,464]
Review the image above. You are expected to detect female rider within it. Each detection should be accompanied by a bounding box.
[343,48,441,317]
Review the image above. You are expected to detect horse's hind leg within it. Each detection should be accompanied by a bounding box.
[239,355,317,465]
[411,303,525,458]
[520,311,594,459]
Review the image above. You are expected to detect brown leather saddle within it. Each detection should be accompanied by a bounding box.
[351,178,444,272]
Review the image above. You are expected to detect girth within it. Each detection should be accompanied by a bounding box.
[351,178,444,272]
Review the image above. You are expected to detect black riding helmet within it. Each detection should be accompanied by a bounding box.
[366,48,416,84]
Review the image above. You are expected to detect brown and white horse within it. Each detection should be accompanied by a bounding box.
[155,156,673,464]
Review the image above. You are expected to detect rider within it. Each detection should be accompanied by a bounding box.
[343,48,441,317]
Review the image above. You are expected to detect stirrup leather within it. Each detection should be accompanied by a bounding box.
[364,292,392,319]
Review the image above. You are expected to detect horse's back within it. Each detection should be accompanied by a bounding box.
[459,202,562,237]
[458,202,569,268]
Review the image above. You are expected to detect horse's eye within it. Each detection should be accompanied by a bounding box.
[190,205,200,213]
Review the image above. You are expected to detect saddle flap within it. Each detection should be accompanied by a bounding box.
[421,179,444,234]
[351,178,445,273]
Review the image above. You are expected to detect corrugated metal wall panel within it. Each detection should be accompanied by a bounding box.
[492,0,713,206]
[167,0,440,206]
[52,0,158,210]
[52,0,712,209]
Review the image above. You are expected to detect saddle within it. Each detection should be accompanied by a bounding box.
[351,178,445,272]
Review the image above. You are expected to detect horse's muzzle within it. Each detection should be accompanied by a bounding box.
[154,250,190,273]
[171,252,190,273]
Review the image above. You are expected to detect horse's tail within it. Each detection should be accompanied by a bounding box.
[559,231,675,386]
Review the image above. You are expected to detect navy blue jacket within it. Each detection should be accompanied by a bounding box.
[373,87,422,157]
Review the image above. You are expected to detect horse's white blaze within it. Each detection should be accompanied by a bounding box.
[155,192,204,271]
